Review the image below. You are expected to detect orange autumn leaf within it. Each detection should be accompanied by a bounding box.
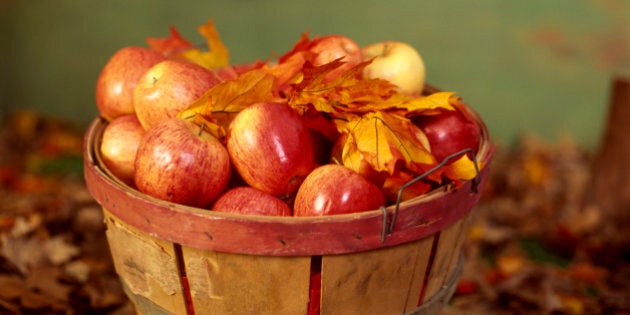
[170,20,230,70]
[178,69,280,139]
[299,105,340,142]
[262,50,312,93]
[341,111,436,176]
[566,262,608,287]
[289,59,347,113]
[288,59,397,114]
[146,26,194,56]
[381,170,433,204]
[277,32,314,63]
[286,55,457,119]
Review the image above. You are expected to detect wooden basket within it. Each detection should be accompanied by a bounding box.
[83,93,493,315]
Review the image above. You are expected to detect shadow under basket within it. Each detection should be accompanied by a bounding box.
[83,99,493,315]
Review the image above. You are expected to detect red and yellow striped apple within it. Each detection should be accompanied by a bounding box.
[95,46,165,121]
[134,118,231,207]
[227,102,316,198]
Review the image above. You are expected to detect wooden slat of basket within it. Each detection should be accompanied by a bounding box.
[403,236,435,313]
[320,237,434,315]
[103,209,188,315]
[421,212,472,303]
[182,247,311,314]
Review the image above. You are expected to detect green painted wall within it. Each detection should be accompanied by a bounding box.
[1,0,629,148]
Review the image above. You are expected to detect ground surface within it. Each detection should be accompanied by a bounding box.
[1,111,629,314]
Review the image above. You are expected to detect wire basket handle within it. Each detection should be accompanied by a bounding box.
[380,148,481,242]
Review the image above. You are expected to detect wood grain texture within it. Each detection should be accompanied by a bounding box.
[421,212,471,303]
[103,209,187,315]
[587,76,630,238]
[182,247,311,314]
[320,237,434,315]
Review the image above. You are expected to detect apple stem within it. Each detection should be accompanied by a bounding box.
[198,122,207,137]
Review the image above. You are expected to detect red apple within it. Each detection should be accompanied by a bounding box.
[308,35,363,82]
[133,59,221,130]
[310,130,334,166]
[227,102,316,198]
[212,186,292,216]
[361,41,426,95]
[412,109,481,163]
[134,117,231,207]
[95,46,165,121]
[293,164,385,216]
[100,114,145,186]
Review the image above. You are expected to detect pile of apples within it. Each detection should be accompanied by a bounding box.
[96,24,481,217]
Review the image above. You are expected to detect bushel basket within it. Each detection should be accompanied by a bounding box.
[83,86,494,315]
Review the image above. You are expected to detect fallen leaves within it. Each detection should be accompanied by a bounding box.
[2,109,630,314]
[0,111,130,314]
[445,135,630,315]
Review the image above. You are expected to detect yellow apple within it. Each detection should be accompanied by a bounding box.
[100,114,145,186]
[361,41,426,95]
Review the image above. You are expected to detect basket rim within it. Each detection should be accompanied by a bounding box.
[83,87,494,256]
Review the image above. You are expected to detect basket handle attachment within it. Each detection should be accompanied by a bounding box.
[380,148,481,242]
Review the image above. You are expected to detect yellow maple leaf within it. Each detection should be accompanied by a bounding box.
[172,19,230,69]
[393,91,456,114]
[341,111,435,176]
[178,69,280,139]
[443,154,482,181]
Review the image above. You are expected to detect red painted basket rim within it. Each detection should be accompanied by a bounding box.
[83,92,494,256]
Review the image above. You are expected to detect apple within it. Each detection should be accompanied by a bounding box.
[212,186,292,216]
[100,114,145,186]
[301,106,339,165]
[361,41,426,95]
[308,35,363,82]
[95,46,165,121]
[133,59,221,130]
[134,117,231,208]
[308,268,322,315]
[293,164,386,216]
[412,109,481,163]
[310,130,334,166]
[310,35,363,67]
[226,102,316,198]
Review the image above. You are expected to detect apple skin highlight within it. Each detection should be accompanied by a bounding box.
[134,118,231,208]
